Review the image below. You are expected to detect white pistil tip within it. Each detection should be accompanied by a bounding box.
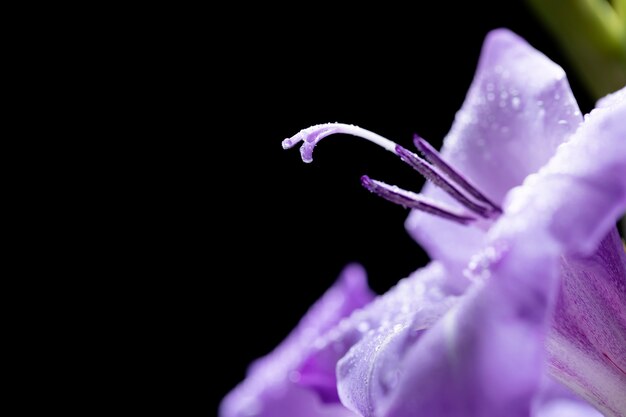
[282,138,294,149]
[282,123,399,165]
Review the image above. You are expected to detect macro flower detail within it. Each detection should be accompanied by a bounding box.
[219,264,374,417]
[221,29,626,417]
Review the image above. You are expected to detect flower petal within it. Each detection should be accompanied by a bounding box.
[219,264,374,417]
[406,29,583,267]
[405,183,486,273]
[596,87,626,109]
[338,237,559,417]
[492,86,626,256]
[537,399,604,417]
[547,229,626,417]
[487,86,626,417]
[536,378,604,417]
[440,28,582,203]
[335,262,458,417]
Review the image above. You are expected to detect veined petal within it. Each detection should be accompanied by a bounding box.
[547,229,626,417]
[488,87,626,417]
[219,264,374,417]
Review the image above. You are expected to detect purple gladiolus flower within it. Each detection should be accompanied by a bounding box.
[220,29,626,417]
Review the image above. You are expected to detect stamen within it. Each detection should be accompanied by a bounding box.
[395,145,493,218]
[413,135,502,213]
[283,123,501,228]
[282,123,397,163]
[360,176,478,225]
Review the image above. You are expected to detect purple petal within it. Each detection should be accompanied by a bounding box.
[485,87,626,416]
[491,86,626,255]
[335,262,459,417]
[596,87,626,109]
[536,378,604,417]
[406,183,487,274]
[537,399,604,417]
[301,262,458,408]
[547,229,626,417]
[337,234,560,417]
[406,28,583,266]
[219,264,374,417]
[439,28,582,203]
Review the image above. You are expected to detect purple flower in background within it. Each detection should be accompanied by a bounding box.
[220,29,626,417]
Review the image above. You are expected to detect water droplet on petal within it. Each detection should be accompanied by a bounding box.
[288,370,301,383]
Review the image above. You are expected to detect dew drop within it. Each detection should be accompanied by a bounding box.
[288,370,301,383]
[382,368,401,391]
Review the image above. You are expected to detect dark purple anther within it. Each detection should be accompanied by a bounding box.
[395,145,494,218]
[413,135,502,214]
[361,175,478,225]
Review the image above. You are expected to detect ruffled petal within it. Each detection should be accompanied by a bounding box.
[406,28,582,265]
[219,264,374,417]
[335,262,458,416]
[337,236,559,417]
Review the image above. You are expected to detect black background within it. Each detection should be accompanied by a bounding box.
[208,2,594,414]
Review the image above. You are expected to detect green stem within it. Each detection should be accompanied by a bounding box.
[528,0,626,100]
[614,0,626,27]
